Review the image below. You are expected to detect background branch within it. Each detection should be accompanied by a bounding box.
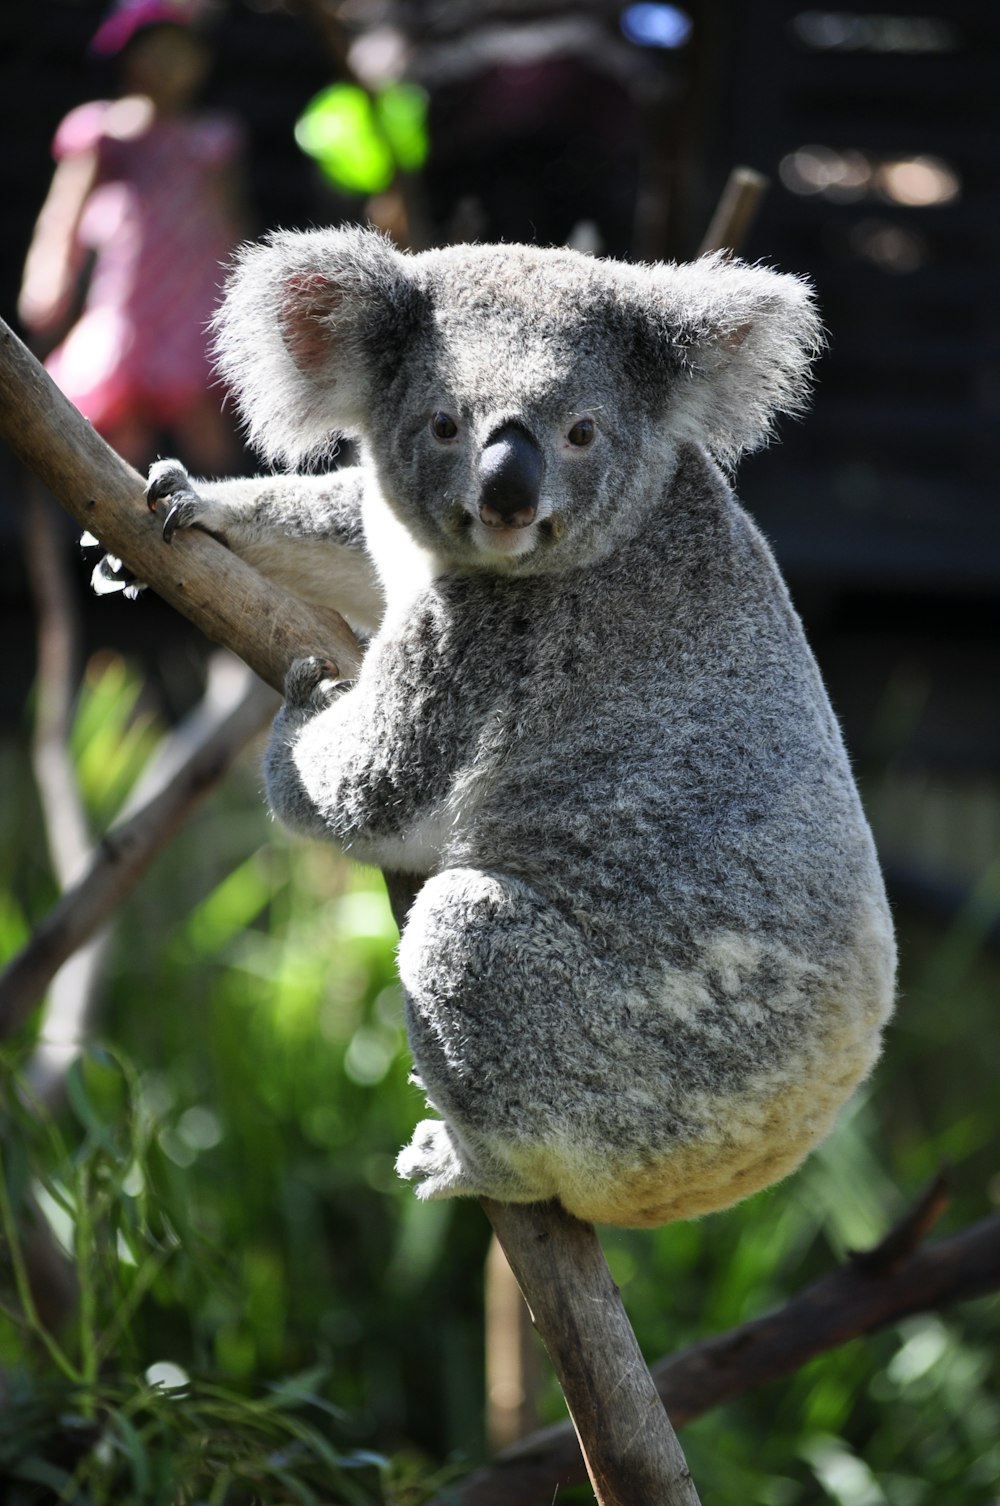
[24,486,90,887]
[0,657,277,1045]
[698,166,769,257]
[21,485,110,1095]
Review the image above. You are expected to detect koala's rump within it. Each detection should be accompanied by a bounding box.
[398,865,893,1225]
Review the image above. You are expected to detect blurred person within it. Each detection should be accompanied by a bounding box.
[18,0,246,472]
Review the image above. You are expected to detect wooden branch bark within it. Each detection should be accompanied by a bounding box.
[443,1202,1000,1506]
[484,1199,701,1506]
[698,166,769,257]
[0,319,362,694]
[24,486,90,886]
[2,319,701,1506]
[21,484,111,1093]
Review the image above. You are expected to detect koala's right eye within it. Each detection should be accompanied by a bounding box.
[430,412,459,441]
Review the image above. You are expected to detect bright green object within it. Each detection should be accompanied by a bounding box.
[294,81,429,195]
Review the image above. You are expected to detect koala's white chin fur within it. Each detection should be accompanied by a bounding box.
[362,482,442,615]
[465,491,554,565]
[471,519,539,559]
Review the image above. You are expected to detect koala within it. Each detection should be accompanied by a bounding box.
[145,227,896,1227]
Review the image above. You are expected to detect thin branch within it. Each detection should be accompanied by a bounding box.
[23,486,90,885]
[21,485,112,1099]
[698,166,769,257]
[443,1199,1000,1506]
[485,1228,540,1451]
[849,1168,951,1276]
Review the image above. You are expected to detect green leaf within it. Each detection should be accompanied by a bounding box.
[112,1408,153,1498]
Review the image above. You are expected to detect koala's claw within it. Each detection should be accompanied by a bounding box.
[160,495,199,543]
[284,655,343,709]
[146,458,191,508]
[145,459,217,545]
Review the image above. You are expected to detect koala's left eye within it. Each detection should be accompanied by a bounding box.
[566,418,596,448]
[431,412,459,441]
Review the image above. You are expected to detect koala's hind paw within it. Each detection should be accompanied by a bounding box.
[396,1118,548,1204]
[85,538,143,599]
[396,1119,483,1201]
[146,459,225,545]
[284,655,344,710]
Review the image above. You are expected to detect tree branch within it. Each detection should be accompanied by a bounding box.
[23,486,90,886]
[698,166,769,257]
[20,484,112,1094]
[0,319,362,694]
[484,1198,701,1506]
[443,1196,1000,1506]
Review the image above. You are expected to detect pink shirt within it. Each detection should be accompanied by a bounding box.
[46,99,245,431]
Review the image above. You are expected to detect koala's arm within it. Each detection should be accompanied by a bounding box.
[264,604,477,866]
[101,460,385,634]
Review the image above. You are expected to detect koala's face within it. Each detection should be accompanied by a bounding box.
[367,245,671,574]
[214,227,822,575]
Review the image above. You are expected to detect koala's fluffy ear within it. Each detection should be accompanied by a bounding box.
[629,253,824,466]
[213,226,421,464]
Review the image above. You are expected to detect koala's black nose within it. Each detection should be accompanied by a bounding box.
[478,423,543,528]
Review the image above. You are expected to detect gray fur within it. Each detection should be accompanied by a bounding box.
[162,229,895,1227]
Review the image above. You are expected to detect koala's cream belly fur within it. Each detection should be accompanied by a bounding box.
[471,965,888,1228]
[511,1002,882,1228]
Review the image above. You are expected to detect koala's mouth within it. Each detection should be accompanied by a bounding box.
[451,497,558,561]
[473,518,539,557]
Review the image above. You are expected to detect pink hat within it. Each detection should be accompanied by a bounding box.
[90,0,203,57]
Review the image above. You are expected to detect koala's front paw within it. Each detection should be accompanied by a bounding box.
[146,459,225,545]
[284,654,344,711]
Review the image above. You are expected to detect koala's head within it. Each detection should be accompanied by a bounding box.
[215,227,822,573]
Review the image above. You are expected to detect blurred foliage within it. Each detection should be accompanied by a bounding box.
[295,83,430,195]
[0,1047,454,1504]
[1,653,999,1504]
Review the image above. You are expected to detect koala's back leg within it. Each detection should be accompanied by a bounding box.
[395,867,613,1207]
[395,1116,549,1204]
